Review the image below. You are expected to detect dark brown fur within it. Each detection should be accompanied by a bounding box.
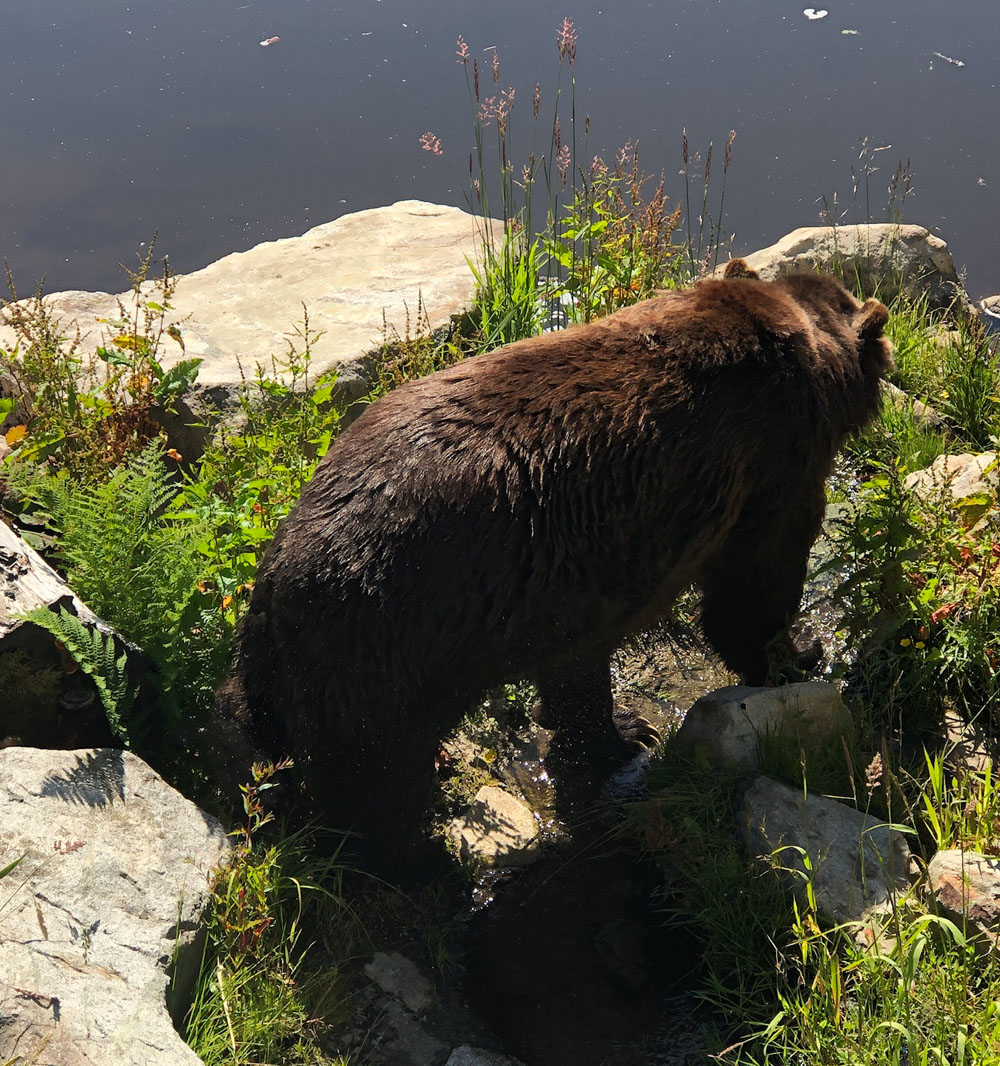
[219,264,891,871]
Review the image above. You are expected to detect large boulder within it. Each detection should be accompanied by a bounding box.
[731,224,966,311]
[0,200,488,404]
[0,747,230,1066]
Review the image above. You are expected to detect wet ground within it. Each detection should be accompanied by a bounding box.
[449,500,855,1065]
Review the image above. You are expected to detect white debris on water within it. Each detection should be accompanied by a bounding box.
[803,8,829,19]
[933,51,966,67]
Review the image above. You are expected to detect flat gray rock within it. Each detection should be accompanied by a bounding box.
[0,747,231,1066]
[0,200,485,390]
[364,952,438,1016]
[446,786,540,867]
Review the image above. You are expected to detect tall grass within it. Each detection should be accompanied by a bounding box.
[420,20,735,345]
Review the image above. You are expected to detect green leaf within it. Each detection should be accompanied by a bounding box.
[96,346,133,368]
[0,855,25,879]
[155,358,203,402]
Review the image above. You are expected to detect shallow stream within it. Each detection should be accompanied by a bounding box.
[453,497,855,1064]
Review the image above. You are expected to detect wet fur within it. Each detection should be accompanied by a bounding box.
[219,264,891,871]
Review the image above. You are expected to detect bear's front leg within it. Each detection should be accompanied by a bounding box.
[699,485,826,686]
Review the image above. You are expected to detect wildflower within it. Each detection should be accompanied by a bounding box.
[557,143,571,186]
[616,140,635,170]
[497,86,515,133]
[478,96,497,125]
[899,638,912,647]
[491,49,500,84]
[557,17,577,65]
[419,131,443,156]
[166,447,182,461]
[456,35,470,65]
[473,57,480,101]
[590,155,607,178]
[533,82,540,119]
[704,141,713,183]
[865,753,883,798]
[553,116,562,151]
[915,641,926,649]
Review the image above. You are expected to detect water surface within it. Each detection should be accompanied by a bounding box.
[4,0,998,297]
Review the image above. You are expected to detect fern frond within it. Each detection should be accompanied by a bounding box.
[21,604,136,745]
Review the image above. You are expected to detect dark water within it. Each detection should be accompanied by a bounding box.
[4,0,999,299]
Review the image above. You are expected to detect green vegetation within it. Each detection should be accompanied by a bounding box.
[421,20,731,348]
[183,761,354,1066]
[4,17,1000,1066]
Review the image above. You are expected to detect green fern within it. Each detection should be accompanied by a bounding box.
[21,604,136,744]
[8,441,230,741]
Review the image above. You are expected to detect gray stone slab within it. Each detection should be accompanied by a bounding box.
[0,747,230,1066]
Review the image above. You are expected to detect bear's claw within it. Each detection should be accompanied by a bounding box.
[612,710,662,752]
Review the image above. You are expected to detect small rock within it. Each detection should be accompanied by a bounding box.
[741,776,913,925]
[447,1047,526,1066]
[981,294,1000,320]
[881,381,948,433]
[943,709,993,774]
[903,452,998,523]
[447,786,540,867]
[674,682,852,770]
[358,997,449,1066]
[364,951,438,1016]
[927,849,1000,955]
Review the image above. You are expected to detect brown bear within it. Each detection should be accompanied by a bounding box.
[218,262,891,873]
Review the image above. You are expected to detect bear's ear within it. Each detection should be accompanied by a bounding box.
[723,259,760,280]
[856,298,889,339]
